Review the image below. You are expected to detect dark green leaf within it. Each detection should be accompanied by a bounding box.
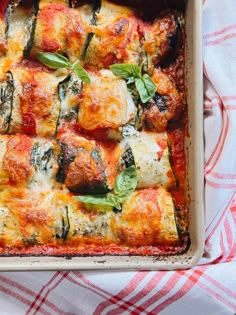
[114,165,137,202]
[71,61,91,84]
[110,64,141,80]
[37,52,70,69]
[135,75,157,103]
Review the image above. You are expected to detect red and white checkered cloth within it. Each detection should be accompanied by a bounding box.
[0,1,236,314]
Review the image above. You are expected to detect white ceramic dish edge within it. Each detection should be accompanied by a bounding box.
[0,0,204,271]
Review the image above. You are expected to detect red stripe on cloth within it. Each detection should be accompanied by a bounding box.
[106,273,167,315]
[204,24,236,39]
[226,243,236,262]
[71,271,149,314]
[0,284,52,315]
[219,230,226,262]
[224,206,236,262]
[205,108,229,174]
[205,103,236,110]
[204,32,236,46]
[26,272,60,315]
[191,271,236,310]
[206,178,236,189]
[210,171,236,180]
[0,275,72,315]
[207,96,236,102]
[148,268,206,314]
[206,193,235,238]
[32,272,70,315]
[93,272,148,315]
[26,272,70,315]
[222,96,236,101]
[224,216,234,249]
[128,273,181,314]
[0,284,32,308]
[196,270,236,302]
[204,101,224,170]
[204,102,220,109]
[203,62,209,78]
[66,273,110,301]
[202,272,236,301]
[0,275,35,298]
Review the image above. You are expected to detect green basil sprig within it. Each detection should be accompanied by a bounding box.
[110,64,156,103]
[37,52,90,84]
[74,165,137,210]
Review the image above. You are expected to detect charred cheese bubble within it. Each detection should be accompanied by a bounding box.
[143,68,183,132]
[7,67,61,137]
[111,187,179,246]
[78,70,136,138]
[83,0,142,68]
[57,133,114,194]
[142,12,182,70]
[121,132,176,189]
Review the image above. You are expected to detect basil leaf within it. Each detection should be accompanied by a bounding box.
[71,61,91,85]
[110,64,141,80]
[37,52,70,69]
[107,193,121,210]
[110,63,156,103]
[135,75,156,103]
[74,166,137,211]
[74,194,115,207]
[142,73,157,100]
[114,165,137,202]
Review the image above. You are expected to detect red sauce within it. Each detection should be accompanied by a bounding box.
[39,3,69,53]
[0,0,10,19]
[0,2,189,256]
[22,113,36,136]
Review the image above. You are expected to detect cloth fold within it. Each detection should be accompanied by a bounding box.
[0,0,236,314]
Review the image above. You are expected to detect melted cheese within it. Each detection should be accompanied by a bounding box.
[0,2,186,254]
[84,1,141,68]
[0,5,37,77]
[31,1,89,63]
[0,189,56,247]
[111,187,179,246]
[121,132,176,189]
[0,135,59,190]
[0,187,178,248]
[9,67,61,137]
[78,70,136,131]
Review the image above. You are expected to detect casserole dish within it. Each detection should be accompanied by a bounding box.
[0,0,204,270]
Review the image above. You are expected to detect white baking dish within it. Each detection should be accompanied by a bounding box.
[0,0,204,270]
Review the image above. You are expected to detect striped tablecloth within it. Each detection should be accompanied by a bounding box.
[0,1,236,314]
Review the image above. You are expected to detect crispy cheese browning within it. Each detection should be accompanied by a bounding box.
[0,0,187,256]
